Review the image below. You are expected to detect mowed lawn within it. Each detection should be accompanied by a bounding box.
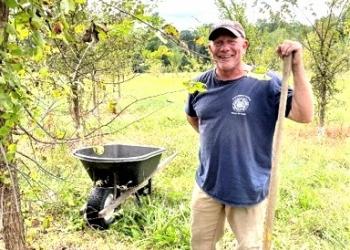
[22,72,349,250]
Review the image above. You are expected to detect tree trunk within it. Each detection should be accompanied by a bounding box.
[317,82,327,137]
[319,103,326,129]
[0,120,27,250]
[0,2,27,249]
[0,1,9,51]
[319,83,327,129]
[0,156,27,250]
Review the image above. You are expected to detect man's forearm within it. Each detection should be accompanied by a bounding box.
[288,62,314,123]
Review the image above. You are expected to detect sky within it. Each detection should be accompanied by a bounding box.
[156,0,329,31]
[157,0,220,30]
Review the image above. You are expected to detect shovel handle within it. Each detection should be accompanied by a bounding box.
[263,55,292,250]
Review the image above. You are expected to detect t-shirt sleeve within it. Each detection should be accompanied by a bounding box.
[267,71,293,117]
[185,93,198,117]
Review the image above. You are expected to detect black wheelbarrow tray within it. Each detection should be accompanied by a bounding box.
[73,143,176,229]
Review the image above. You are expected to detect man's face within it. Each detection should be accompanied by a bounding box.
[209,34,248,73]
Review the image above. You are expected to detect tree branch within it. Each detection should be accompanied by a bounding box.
[16,160,56,202]
[16,151,65,181]
[85,105,166,140]
[83,88,184,138]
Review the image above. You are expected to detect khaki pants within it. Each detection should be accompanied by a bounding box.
[191,184,267,250]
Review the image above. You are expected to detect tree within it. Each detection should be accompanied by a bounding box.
[0,1,91,248]
[227,0,350,130]
[266,0,350,130]
[1,0,40,248]
[24,0,159,141]
[304,0,350,130]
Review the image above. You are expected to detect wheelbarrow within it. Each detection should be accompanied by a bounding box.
[73,143,176,229]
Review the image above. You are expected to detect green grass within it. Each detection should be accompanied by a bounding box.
[15,72,350,249]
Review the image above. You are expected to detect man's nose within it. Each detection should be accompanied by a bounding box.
[220,42,230,51]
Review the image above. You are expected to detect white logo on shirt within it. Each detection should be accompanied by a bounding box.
[231,95,251,115]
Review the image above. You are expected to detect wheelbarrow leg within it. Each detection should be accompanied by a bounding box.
[134,179,152,206]
[113,173,118,199]
[136,179,152,196]
[135,193,142,206]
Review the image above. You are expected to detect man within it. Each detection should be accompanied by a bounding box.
[185,20,313,250]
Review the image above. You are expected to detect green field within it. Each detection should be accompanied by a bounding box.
[19,72,350,250]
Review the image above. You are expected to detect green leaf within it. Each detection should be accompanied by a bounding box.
[16,24,30,40]
[5,0,18,8]
[5,23,16,35]
[0,30,4,44]
[0,127,11,140]
[252,65,267,74]
[30,14,43,30]
[60,0,75,14]
[7,143,17,161]
[63,31,74,43]
[97,30,107,41]
[55,129,66,139]
[107,99,117,114]
[51,89,63,98]
[38,67,50,78]
[74,0,86,4]
[11,63,23,72]
[8,43,24,56]
[42,216,53,229]
[0,93,12,110]
[109,21,132,37]
[0,173,12,186]
[95,23,108,41]
[74,23,86,34]
[33,47,44,61]
[32,31,44,46]
[195,36,206,46]
[14,11,31,24]
[93,146,104,155]
[162,24,180,40]
[8,144,17,153]
[182,80,207,94]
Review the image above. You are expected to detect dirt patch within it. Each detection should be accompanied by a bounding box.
[289,126,350,140]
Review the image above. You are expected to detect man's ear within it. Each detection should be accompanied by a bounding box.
[208,42,214,54]
[243,39,249,51]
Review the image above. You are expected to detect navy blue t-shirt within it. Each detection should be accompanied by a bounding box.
[185,69,293,206]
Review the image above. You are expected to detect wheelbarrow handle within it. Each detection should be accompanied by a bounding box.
[98,152,177,218]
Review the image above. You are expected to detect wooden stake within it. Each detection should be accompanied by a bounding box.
[263,55,292,250]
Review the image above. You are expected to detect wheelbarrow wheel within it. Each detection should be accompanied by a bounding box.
[85,187,117,230]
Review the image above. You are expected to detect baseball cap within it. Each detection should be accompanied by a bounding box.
[209,20,246,41]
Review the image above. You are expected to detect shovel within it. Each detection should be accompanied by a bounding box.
[263,54,292,250]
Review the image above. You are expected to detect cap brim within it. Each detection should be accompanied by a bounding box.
[209,27,243,41]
